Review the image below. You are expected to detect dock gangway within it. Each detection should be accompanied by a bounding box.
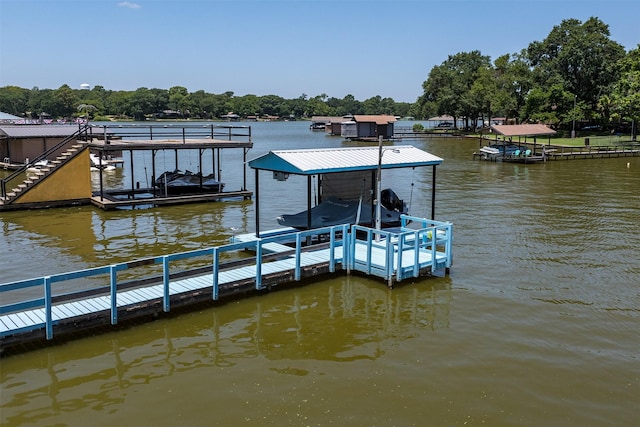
[0,216,452,353]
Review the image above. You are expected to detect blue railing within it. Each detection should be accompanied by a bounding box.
[0,219,453,341]
[0,224,349,340]
[349,215,453,283]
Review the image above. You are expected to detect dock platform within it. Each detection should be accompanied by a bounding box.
[90,189,252,209]
[0,216,452,354]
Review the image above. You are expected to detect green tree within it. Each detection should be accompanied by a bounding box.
[168,86,192,117]
[419,50,491,128]
[610,45,640,139]
[363,96,382,115]
[527,17,625,127]
[52,84,78,118]
[129,87,157,120]
[0,86,30,116]
[306,94,331,117]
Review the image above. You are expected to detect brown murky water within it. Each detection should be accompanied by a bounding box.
[1,122,638,426]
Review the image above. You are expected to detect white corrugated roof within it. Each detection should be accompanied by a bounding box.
[249,145,443,175]
[0,124,79,138]
[0,111,22,120]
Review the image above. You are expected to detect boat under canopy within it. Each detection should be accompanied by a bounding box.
[277,188,406,230]
[248,145,443,236]
[155,169,225,194]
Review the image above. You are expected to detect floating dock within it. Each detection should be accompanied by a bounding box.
[0,216,453,354]
[473,143,640,162]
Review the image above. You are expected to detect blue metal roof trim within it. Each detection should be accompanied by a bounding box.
[248,145,443,175]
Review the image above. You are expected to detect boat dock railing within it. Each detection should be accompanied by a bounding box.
[0,224,350,342]
[350,215,453,286]
[0,218,453,349]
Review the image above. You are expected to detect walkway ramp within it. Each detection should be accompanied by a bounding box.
[0,216,453,353]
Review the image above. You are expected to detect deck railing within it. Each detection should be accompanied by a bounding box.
[88,123,252,143]
[0,224,349,340]
[545,143,640,157]
[0,219,455,342]
[349,215,453,284]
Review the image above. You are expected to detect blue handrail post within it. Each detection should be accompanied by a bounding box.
[365,228,373,274]
[44,276,53,340]
[212,248,219,300]
[341,225,349,271]
[295,233,302,281]
[414,230,421,277]
[110,265,118,325]
[385,235,393,282]
[397,235,405,282]
[446,223,453,269]
[430,227,437,273]
[329,227,336,273]
[162,256,170,312]
[255,241,263,290]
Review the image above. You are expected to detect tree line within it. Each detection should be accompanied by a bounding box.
[1,17,637,136]
[416,17,639,135]
[0,85,413,122]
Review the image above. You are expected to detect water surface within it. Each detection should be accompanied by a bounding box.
[1,121,638,426]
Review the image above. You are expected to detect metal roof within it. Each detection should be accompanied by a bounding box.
[0,111,22,120]
[248,145,443,175]
[310,116,347,123]
[0,124,79,138]
[427,115,455,121]
[491,124,557,136]
[352,115,397,125]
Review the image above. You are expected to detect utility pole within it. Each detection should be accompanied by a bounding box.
[571,95,577,139]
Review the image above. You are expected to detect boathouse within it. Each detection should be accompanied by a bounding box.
[323,116,353,136]
[0,124,82,165]
[0,124,254,211]
[340,115,397,140]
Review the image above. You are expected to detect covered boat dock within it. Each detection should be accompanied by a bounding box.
[87,124,253,209]
[247,145,444,236]
[475,124,557,162]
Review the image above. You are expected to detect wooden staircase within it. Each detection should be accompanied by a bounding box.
[0,125,91,209]
[0,143,87,206]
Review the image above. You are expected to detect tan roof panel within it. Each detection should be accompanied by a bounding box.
[353,115,397,125]
[491,124,556,136]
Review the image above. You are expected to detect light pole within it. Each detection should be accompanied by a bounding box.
[571,95,577,139]
[375,136,399,241]
[376,136,383,239]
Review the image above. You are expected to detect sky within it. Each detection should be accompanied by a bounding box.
[0,0,638,103]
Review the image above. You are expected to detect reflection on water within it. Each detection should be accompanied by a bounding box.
[0,278,451,425]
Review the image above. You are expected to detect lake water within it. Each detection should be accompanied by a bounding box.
[1,121,639,426]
